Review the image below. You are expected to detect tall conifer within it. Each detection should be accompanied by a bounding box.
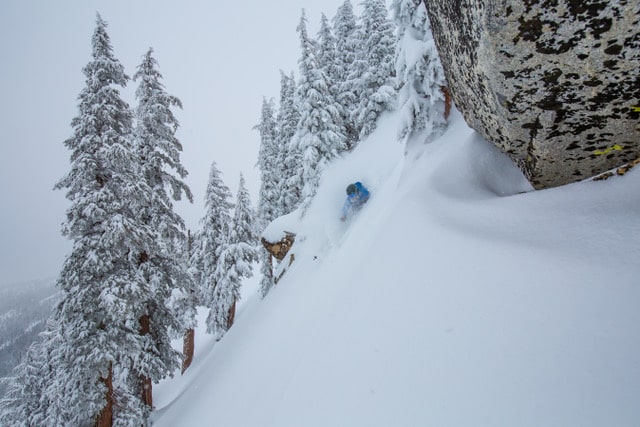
[3,14,159,426]
[295,10,347,206]
[317,13,349,156]
[393,0,447,143]
[275,71,302,216]
[255,98,280,297]
[332,0,360,148]
[193,162,234,312]
[132,47,194,407]
[355,0,398,138]
[207,175,258,339]
[255,97,279,229]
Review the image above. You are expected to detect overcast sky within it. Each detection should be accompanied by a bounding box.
[0,0,353,286]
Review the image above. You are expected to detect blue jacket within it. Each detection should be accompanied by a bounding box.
[341,182,370,219]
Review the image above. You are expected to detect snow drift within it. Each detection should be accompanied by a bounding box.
[152,109,640,426]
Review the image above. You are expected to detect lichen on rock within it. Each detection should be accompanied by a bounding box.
[424,0,640,189]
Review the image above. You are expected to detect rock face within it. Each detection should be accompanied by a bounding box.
[261,232,295,261]
[424,0,640,189]
[261,232,296,284]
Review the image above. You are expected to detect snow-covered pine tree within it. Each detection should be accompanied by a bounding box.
[132,47,194,405]
[10,14,159,426]
[206,175,258,339]
[295,9,347,206]
[317,13,349,156]
[255,97,279,229]
[332,0,361,149]
[355,0,398,139]
[255,97,280,297]
[0,335,50,426]
[317,14,339,97]
[275,71,303,217]
[193,162,234,314]
[392,0,447,143]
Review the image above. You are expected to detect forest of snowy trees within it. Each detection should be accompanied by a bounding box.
[255,0,446,297]
[0,0,447,425]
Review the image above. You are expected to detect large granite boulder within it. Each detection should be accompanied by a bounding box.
[424,0,640,189]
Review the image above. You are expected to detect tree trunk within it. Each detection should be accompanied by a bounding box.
[141,376,153,408]
[95,363,113,427]
[441,85,452,120]
[182,328,195,374]
[182,231,195,375]
[139,314,153,407]
[227,299,237,329]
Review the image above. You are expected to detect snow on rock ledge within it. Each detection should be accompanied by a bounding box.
[260,211,299,261]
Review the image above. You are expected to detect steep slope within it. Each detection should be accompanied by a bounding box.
[0,278,58,398]
[152,110,640,426]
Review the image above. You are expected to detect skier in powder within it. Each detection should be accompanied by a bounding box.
[340,182,370,222]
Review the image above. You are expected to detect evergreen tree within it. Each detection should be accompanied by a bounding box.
[392,0,447,142]
[256,97,281,298]
[355,0,398,138]
[6,14,158,426]
[332,0,361,148]
[193,161,233,312]
[276,71,303,217]
[55,14,152,425]
[255,97,279,229]
[295,9,347,206]
[257,72,303,298]
[0,336,50,426]
[317,13,339,92]
[132,47,194,405]
[317,13,349,155]
[206,175,258,339]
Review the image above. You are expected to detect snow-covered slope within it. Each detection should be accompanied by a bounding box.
[152,110,640,426]
[0,278,58,398]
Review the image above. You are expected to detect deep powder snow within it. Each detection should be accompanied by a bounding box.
[152,110,640,427]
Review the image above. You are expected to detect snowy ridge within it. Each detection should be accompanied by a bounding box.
[153,110,640,426]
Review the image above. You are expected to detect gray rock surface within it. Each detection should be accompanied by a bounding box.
[424,0,640,189]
